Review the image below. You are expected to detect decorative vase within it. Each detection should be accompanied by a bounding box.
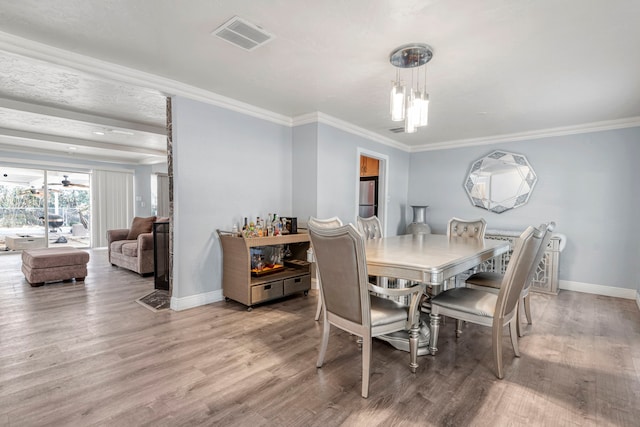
[406,205,431,235]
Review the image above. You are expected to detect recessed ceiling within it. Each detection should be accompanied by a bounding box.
[0,0,639,160]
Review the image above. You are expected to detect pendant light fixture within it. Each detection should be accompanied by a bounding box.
[389,43,433,133]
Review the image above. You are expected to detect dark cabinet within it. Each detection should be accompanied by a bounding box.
[153,221,170,290]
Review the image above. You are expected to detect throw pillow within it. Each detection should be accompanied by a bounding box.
[127,216,157,240]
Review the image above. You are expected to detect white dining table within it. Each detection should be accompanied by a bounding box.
[365,233,510,287]
[364,233,510,356]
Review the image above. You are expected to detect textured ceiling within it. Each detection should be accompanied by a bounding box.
[0,0,639,163]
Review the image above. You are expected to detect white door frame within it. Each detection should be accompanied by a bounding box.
[355,148,389,235]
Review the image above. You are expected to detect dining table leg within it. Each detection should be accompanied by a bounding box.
[409,324,419,372]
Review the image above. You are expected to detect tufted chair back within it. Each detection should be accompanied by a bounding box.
[356,215,383,239]
[447,217,487,240]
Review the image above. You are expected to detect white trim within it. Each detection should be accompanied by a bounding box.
[294,112,410,152]
[411,117,640,152]
[636,290,640,311]
[170,289,224,311]
[355,148,390,235]
[559,280,636,300]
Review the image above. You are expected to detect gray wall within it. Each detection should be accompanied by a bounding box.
[291,123,318,224]
[133,165,153,217]
[315,123,411,235]
[408,127,640,290]
[171,96,293,299]
[170,99,411,304]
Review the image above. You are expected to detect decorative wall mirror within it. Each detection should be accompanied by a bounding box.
[464,150,537,214]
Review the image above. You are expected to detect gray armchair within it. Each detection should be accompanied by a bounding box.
[309,223,423,398]
[107,216,158,276]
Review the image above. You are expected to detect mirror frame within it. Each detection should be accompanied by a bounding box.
[464,150,537,214]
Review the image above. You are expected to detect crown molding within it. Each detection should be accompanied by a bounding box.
[293,112,410,152]
[3,32,639,154]
[0,31,292,127]
[412,116,640,152]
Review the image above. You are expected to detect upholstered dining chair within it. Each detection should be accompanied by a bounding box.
[429,225,543,379]
[356,215,390,288]
[356,215,383,239]
[309,223,424,398]
[308,216,343,321]
[446,217,487,288]
[447,217,487,239]
[464,222,556,336]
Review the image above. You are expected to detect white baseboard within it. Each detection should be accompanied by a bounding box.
[170,289,224,311]
[167,281,637,311]
[559,280,636,300]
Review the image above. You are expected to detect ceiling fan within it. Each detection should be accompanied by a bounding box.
[18,186,43,196]
[50,175,89,188]
[19,186,61,196]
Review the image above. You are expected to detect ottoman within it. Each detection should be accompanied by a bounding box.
[22,247,90,287]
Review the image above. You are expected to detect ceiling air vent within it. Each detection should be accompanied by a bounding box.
[212,16,274,51]
[389,127,405,134]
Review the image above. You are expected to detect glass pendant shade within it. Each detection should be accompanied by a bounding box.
[404,89,418,134]
[390,82,406,121]
[416,91,429,127]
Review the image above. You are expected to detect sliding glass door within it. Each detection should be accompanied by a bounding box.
[45,171,91,248]
[0,166,91,251]
[0,167,46,251]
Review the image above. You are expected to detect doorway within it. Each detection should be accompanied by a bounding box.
[357,153,385,222]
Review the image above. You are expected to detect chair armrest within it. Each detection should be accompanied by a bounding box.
[107,229,130,245]
[369,282,426,328]
[368,282,422,297]
[138,232,154,251]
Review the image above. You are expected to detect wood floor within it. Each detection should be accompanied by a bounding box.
[1,249,639,426]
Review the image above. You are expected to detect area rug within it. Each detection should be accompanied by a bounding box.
[136,290,170,312]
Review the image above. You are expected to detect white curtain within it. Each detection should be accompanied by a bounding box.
[156,173,170,217]
[91,170,134,247]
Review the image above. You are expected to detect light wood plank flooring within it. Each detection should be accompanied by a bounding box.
[1,249,639,426]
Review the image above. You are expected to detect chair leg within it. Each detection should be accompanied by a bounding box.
[492,323,504,379]
[314,297,323,321]
[316,319,330,368]
[314,276,323,321]
[524,293,532,325]
[455,319,463,338]
[361,335,372,398]
[509,319,520,357]
[516,301,523,338]
[429,312,441,355]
